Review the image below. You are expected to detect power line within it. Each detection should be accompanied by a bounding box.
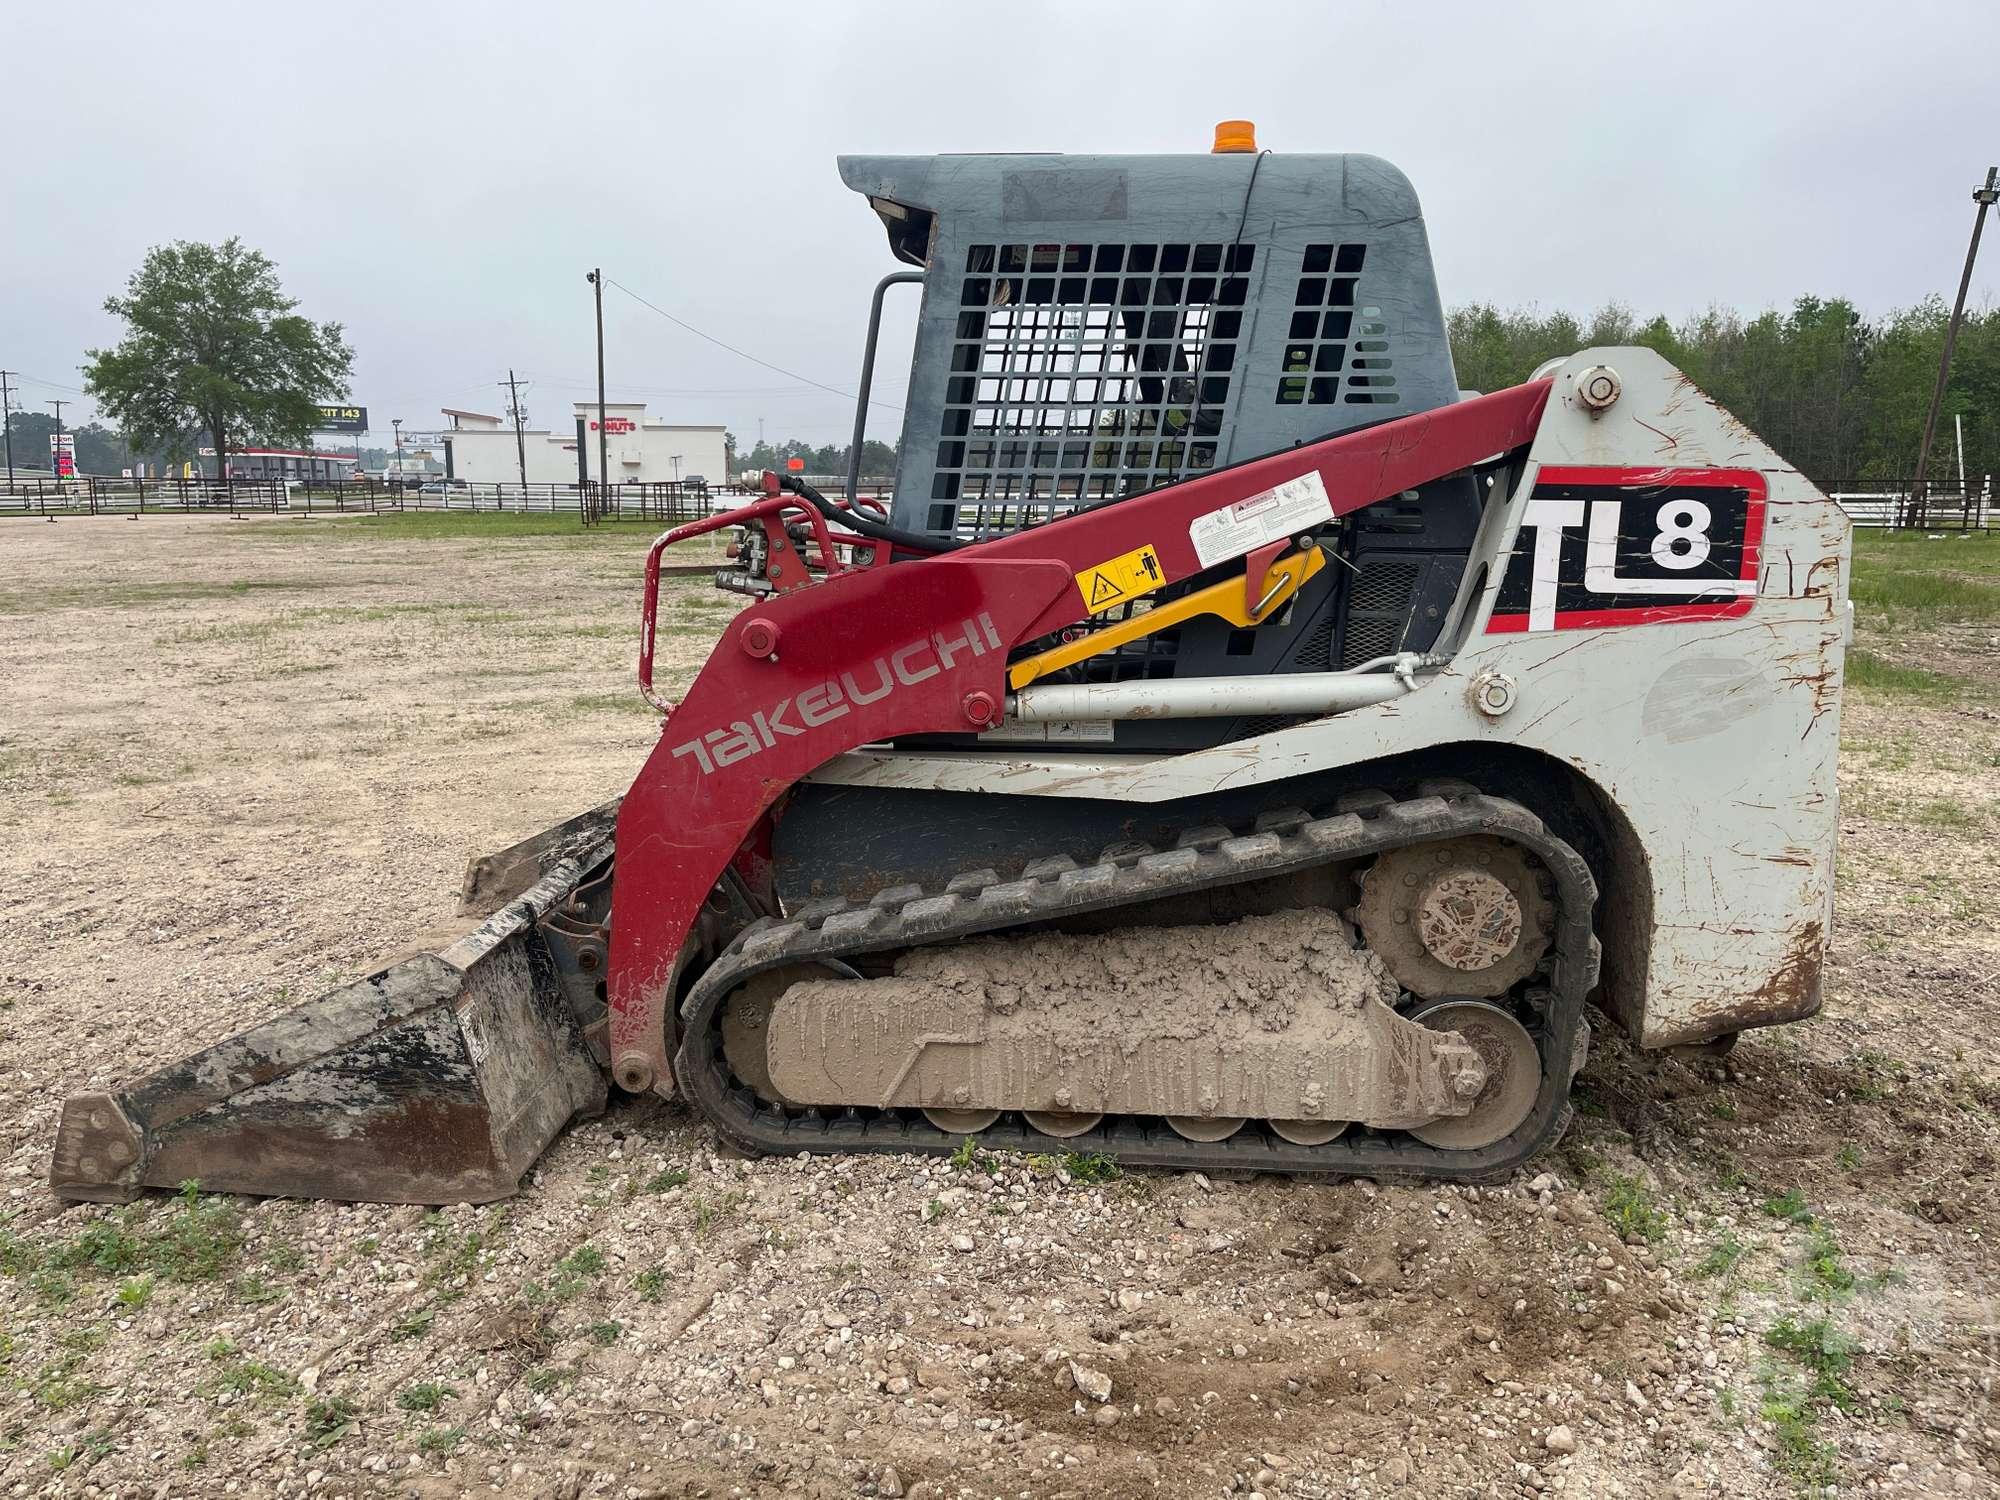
[365,374,519,413]
[520,374,832,397]
[14,371,90,398]
[602,277,903,414]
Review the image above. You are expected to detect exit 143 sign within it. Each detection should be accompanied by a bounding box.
[313,404,368,433]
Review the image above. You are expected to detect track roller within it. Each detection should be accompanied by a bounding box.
[1269,1118,1350,1146]
[923,1108,1001,1134]
[1166,1116,1245,1142]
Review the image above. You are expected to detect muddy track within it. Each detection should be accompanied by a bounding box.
[680,787,1597,1180]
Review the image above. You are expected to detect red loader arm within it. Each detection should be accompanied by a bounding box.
[605,379,1553,1095]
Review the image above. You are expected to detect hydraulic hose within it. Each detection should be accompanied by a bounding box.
[778,475,965,554]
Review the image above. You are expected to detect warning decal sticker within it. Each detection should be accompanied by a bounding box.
[1076,543,1165,614]
[1188,471,1335,569]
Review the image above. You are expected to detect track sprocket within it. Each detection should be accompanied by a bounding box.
[1354,835,1553,999]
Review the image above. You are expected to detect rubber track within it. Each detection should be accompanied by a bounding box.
[675,783,1602,1182]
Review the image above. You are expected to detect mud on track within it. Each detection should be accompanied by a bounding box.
[2,515,1997,1498]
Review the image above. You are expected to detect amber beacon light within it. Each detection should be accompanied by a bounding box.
[1211,120,1258,153]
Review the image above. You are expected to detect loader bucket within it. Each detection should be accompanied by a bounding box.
[50,814,616,1206]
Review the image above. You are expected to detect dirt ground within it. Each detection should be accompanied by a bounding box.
[1,515,1996,1500]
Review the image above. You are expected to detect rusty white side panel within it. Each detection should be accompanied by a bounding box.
[809,350,1850,1048]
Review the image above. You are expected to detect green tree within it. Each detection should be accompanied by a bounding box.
[1442,296,1985,486]
[729,301,1999,494]
[3,410,59,474]
[1446,304,1607,394]
[71,422,132,476]
[83,238,353,480]
[3,409,190,477]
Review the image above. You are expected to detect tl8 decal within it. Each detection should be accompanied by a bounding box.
[1487,466,1766,634]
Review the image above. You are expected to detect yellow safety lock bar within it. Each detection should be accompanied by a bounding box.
[1008,546,1328,692]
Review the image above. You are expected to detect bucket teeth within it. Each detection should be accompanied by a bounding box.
[47,1093,147,1205]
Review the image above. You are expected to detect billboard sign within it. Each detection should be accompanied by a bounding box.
[50,433,76,477]
[313,404,368,433]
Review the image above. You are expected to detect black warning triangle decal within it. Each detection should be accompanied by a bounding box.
[1087,572,1124,607]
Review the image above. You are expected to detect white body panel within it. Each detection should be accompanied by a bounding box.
[807,351,1850,1048]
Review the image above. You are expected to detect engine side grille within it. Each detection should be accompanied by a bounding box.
[1293,609,1336,672]
[1234,714,1295,739]
[1340,559,1422,666]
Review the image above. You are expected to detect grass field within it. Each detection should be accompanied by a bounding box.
[1841,528,1999,707]
[1848,528,2000,626]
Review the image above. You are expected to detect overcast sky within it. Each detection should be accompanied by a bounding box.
[4,1,1996,446]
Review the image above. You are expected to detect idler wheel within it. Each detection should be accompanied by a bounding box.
[1405,1000,1542,1150]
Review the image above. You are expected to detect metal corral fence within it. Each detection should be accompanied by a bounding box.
[1,476,304,517]
[1827,478,1992,530]
[0,476,724,524]
[0,475,900,525]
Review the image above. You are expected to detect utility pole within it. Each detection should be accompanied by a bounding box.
[502,370,530,488]
[51,399,68,489]
[586,269,608,512]
[392,418,405,485]
[0,371,15,485]
[1907,165,1998,529]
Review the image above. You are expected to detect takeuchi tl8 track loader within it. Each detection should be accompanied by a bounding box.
[52,127,1852,1206]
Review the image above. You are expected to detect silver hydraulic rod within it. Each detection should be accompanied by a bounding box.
[1008,655,1441,722]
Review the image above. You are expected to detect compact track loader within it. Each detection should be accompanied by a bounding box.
[52,127,1850,1205]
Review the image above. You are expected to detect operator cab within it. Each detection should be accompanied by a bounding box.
[837,128,1495,750]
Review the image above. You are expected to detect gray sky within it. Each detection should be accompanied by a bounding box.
[5,0,1996,445]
